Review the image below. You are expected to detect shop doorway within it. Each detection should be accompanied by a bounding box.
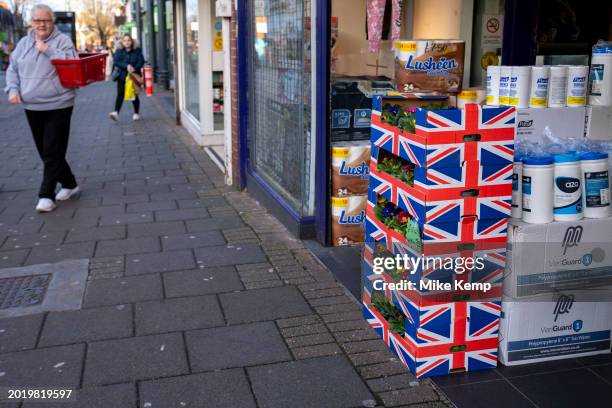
[175,0,233,183]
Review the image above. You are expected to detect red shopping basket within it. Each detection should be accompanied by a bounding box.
[52,52,108,88]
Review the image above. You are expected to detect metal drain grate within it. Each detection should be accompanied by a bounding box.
[0,274,51,309]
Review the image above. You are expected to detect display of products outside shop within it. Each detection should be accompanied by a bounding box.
[358,33,612,379]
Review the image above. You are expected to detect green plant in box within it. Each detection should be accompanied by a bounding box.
[371,291,406,335]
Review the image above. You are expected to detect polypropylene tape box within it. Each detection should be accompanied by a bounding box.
[504,218,612,298]
[516,107,586,139]
[499,293,612,366]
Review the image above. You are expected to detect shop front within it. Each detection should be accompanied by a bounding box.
[173,0,233,181]
[237,0,478,242]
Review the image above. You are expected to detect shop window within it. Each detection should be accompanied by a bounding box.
[183,0,200,120]
[247,0,314,215]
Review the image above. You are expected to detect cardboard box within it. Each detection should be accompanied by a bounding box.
[516,107,586,139]
[499,293,612,366]
[373,98,516,167]
[363,288,500,377]
[585,105,612,140]
[505,218,612,298]
[362,240,505,303]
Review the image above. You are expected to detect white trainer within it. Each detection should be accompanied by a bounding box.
[55,186,79,201]
[109,111,119,122]
[133,113,140,121]
[35,198,56,213]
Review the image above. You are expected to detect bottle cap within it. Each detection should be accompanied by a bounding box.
[523,156,554,166]
[553,153,579,163]
[579,151,609,161]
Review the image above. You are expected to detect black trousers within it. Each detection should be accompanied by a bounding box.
[115,79,140,113]
[25,107,77,200]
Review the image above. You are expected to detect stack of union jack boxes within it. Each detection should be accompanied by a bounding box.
[363,95,517,378]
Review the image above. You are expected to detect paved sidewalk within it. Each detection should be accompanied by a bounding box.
[0,81,450,408]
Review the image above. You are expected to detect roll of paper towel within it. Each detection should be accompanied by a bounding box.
[589,47,612,106]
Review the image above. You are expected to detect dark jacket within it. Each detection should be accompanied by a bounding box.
[113,46,144,81]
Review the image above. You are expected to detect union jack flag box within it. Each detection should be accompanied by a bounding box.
[371,96,516,168]
[363,288,500,378]
[362,240,505,303]
[368,163,512,228]
[365,202,509,253]
[370,144,513,199]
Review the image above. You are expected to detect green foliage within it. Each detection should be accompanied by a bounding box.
[376,155,414,186]
[371,291,405,335]
[380,102,450,134]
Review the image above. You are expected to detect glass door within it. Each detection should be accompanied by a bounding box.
[183,0,200,120]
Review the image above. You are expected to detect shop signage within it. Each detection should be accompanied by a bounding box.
[482,14,503,48]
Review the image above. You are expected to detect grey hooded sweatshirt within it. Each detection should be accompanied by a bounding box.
[4,27,78,111]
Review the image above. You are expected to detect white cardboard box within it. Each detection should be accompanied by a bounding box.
[516,107,586,139]
[499,293,612,366]
[504,218,612,298]
[585,105,612,140]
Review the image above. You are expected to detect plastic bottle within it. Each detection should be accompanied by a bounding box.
[522,156,554,224]
[565,65,589,107]
[589,41,612,106]
[580,152,610,218]
[529,66,549,108]
[509,66,531,108]
[512,156,523,219]
[486,65,501,106]
[548,66,568,107]
[553,153,583,221]
[499,66,512,105]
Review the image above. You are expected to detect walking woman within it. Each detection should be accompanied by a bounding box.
[4,4,79,212]
[109,34,144,121]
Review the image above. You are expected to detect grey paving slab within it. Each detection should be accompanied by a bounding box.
[0,249,29,268]
[154,208,209,222]
[98,212,154,226]
[0,313,44,353]
[0,259,88,318]
[3,222,43,235]
[64,225,126,243]
[177,197,227,209]
[150,191,198,201]
[125,250,195,275]
[24,242,95,265]
[186,321,291,371]
[163,266,243,297]
[0,344,85,387]
[194,243,266,267]
[220,286,312,324]
[185,216,245,232]
[135,295,224,335]
[21,383,136,408]
[39,304,133,347]
[84,274,163,307]
[247,356,374,408]
[95,237,160,257]
[161,231,225,251]
[83,332,188,385]
[102,194,150,206]
[127,221,186,238]
[139,369,256,408]
[74,205,126,219]
[0,231,66,251]
[126,200,177,213]
[39,217,99,233]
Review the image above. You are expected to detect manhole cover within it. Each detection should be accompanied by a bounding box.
[0,274,51,309]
